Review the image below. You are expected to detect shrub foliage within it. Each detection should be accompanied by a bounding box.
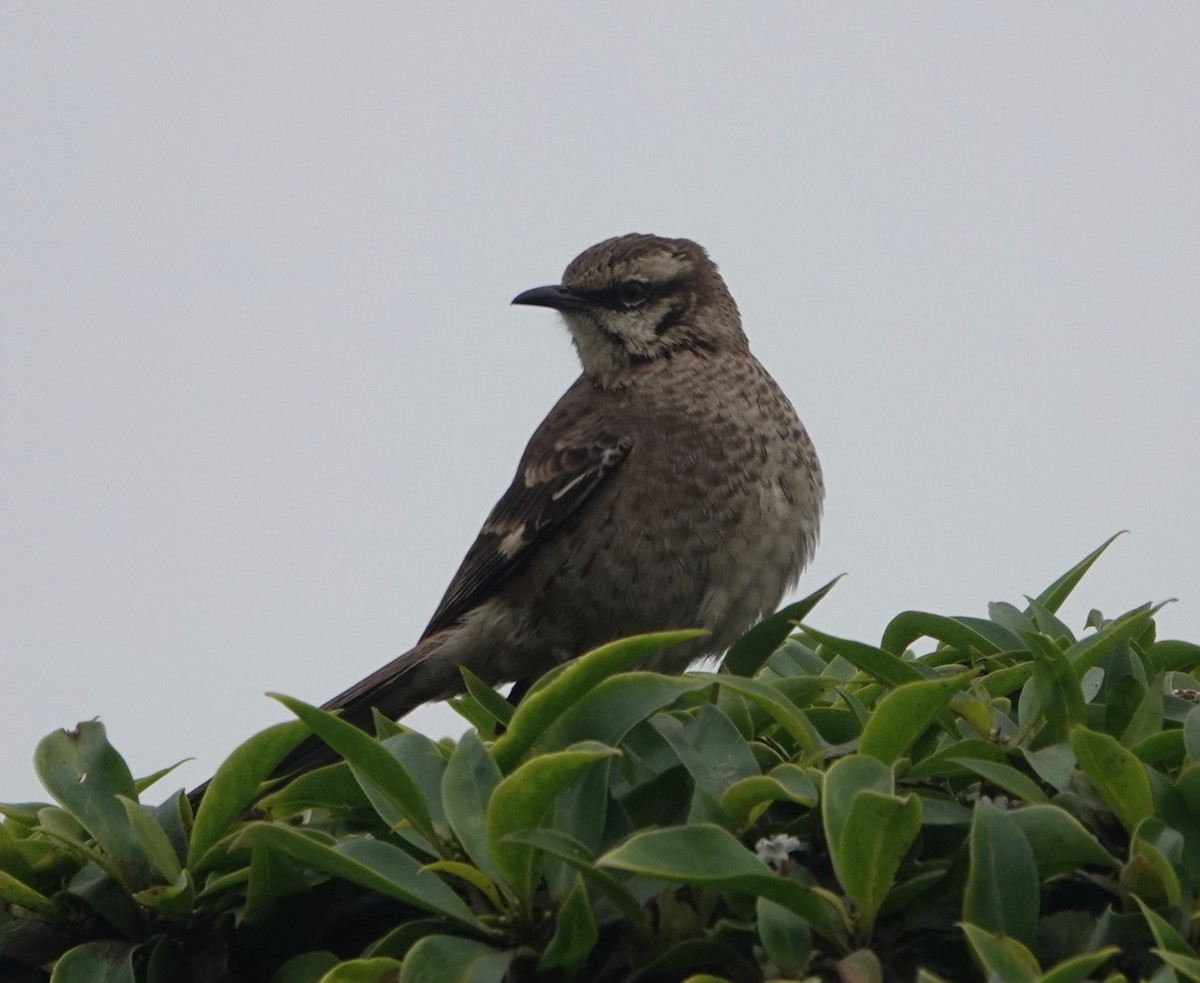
[4,537,1200,981]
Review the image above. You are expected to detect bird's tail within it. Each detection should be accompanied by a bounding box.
[187,632,457,810]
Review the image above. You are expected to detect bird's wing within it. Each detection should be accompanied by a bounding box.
[422,431,632,638]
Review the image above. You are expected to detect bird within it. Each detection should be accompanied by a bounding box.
[200,233,823,799]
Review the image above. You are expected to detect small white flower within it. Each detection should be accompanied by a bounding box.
[755,834,803,870]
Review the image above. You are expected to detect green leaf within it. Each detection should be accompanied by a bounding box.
[881,611,1001,658]
[801,627,924,688]
[441,731,504,886]
[132,869,195,919]
[488,745,618,900]
[459,666,515,727]
[1153,951,1200,983]
[954,759,1048,805]
[256,762,368,817]
[1132,895,1191,955]
[538,873,598,971]
[598,824,840,941]
[1039,947,1120,983]
[720,764,818,830]
[698,673,825,754]
[722,577,841,676]
[652,704,760,800]
[33,722,151,890]
[237,823,476,925]
[959,922,1040,983]
[1185,706,1200,764]
[536,673,710,754]
[963,801,1039,947]
[1152,640,1200,674]
[822,756,921,937]
[188,718,311,864]
[503,827,651,933]
[756,897,812,976]
[1006,804,1120,876]
[1070,726,1155,832]
[317,957,404,982]
[858,673,972,764]
[116,797,182,884]
[398,937,511,983]
[491,630,705,772]
[48,941,136,983]
[271,694,437,847]
[1033,533,1125,614]
[1067,603,1160,677]
[0,868,54,916]
[835,948,884,983]
[270,951,341,983]
[1023,632,1085,744]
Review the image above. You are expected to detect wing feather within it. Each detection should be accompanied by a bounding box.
[421,432,632,638]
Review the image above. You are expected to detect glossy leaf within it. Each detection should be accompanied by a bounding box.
[491,630,705,772]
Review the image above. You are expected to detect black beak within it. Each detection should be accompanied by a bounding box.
[511,284,592,311]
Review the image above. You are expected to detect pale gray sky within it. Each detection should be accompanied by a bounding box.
[3,5,1197,803]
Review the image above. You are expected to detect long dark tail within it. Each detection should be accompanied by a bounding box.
[188,632,458,810]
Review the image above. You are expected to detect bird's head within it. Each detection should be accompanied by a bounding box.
[513,234,748,388]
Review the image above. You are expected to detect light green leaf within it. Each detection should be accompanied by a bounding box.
[488,744,617,900]
[491,630,705,772]
[720,764,818,829]
[1070,726,1154,832]
[822,756,920,937]
[188,719,310,867]
[858,673,972,764]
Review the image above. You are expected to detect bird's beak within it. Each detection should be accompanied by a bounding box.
[511,284,592,311]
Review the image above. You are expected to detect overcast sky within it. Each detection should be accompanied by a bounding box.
[2,5,1197,803]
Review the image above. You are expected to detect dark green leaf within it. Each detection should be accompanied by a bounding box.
[722,577,841,676]
[963,801,1038,947]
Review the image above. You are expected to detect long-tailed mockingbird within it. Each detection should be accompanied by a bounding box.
[211,233,823,792]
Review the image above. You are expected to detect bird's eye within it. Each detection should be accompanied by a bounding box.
[617,280,649,306]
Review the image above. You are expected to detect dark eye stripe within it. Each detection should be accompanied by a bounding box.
[654,307,684,335]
